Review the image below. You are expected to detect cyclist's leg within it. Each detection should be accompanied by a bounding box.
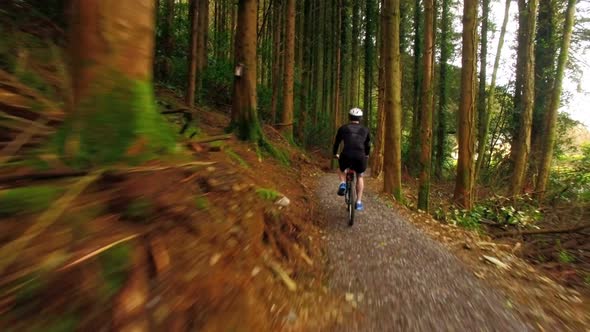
[337,155,349,195]
[352,155,368,208]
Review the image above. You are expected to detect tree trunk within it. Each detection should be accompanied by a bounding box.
[383,0,403,200]
[530,0,558,172]
[187,0,199,107]
[280,0,295,139]
[231,0,263,142]
[270,0,282,124]
[350,0,361,107]
[417,0,434,211]
[196,0,209,94]
[475,0,489,181]
[65,0,174,166]
[371,0,386,178]
[535,0,576,199]
[475,0,511,179]
[434,0,452,180]
[408,0,422,174]
[453,0,477,208]
[510,0,538,196]
[363,0,376,128]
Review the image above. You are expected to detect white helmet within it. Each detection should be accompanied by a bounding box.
[349,108,363,117]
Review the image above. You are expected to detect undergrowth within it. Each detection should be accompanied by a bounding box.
[256,188,281,201]
[0,185,63,217]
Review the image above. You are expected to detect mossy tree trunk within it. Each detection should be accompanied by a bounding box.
[453,0,477,209]
[383,0,403,201]
[474,0,489,181]
[535,0,576,200]
[63,0,174,167]
[231,0,263,142]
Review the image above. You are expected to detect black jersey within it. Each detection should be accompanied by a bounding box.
[332,123,371,157]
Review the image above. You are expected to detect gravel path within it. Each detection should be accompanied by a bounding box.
[318,174,531,332]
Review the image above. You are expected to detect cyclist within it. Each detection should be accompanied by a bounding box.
[333,108,371,211]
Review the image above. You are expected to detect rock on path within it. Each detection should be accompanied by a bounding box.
[317,174,531,332]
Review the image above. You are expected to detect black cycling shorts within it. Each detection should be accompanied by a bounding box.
[338,154,367,175]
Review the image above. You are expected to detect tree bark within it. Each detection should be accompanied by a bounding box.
[270,0,282,124]
[453,0,477,208]
[371,0,386,178]
[66,0,174,166]
[535,0,576,200]
[231,0,263,142]
[363,0,376,128]
[417,0,434,211]
[383,0,402,200]
[510,0,538,196]
[280,0,295,139]
[187,0,199,107]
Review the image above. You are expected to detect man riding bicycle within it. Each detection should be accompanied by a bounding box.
[333,108,371,211]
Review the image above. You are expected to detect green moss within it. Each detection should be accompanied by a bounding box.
[122,198,154,222]
[557,250,575,263]
[226,148,250,168]
[194,196,209,210]
[55,71,176,168]
[256,188,281,201]
[99,242,132,300]
[0,185,63,217]
[34,314,79,332]
[259,139,290,166]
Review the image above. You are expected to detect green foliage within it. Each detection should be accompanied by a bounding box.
[194,196,209,210]
[548,144,590,203]
[259,139,291,166]
[123,198,154,222]
[225,148,250,168]
[98,242,132,300]
[200,58,233,106]
[256,188,281,201]
[440,195,542,230]
[557,249,575,263]
[257,84,274,121]
[0,185,63,217]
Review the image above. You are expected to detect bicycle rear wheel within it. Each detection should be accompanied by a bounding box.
[347,178,355,226]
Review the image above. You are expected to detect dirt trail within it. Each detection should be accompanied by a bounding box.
[317,173,532,331]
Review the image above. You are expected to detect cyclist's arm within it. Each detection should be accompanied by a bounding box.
[332,127,343,156]
[364,130,371,156]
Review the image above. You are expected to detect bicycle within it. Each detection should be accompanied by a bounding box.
[344,168,356,226]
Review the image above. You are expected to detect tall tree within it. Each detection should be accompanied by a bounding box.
[231,0,263,142]
[65,0,174,166]
[475,0,490,180]
[383,0,403,200]
[531,0,559,167]
[475,0,511,178]
[350,0,361,107]
[281,0,295,139]
[434,0,452,180]
[270,0,282,124]
[510,0,538,196]
[453,0,477,208]
[196,0,209,93]
[408,0,423,173]
[187,0,199,107]
[417,0,434,211]
[371,0,386,177]
[535,0,577,199]
[363,0,376,128]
